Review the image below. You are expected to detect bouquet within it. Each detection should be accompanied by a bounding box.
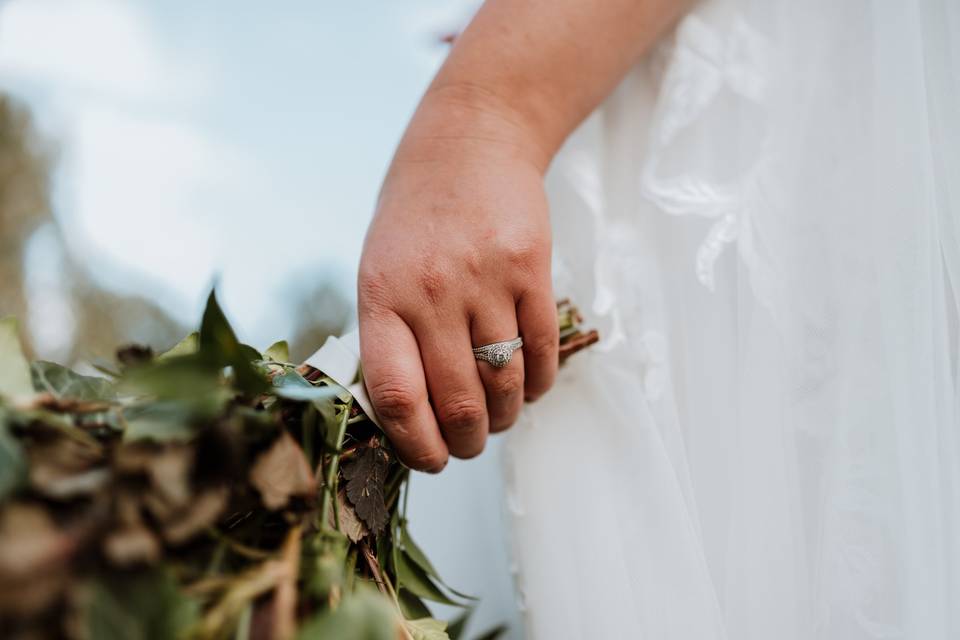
[0,292,597,640]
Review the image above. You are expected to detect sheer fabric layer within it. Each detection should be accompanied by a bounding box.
[506,1,960,638]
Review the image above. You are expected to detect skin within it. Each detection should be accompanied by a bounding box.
[359,0,689,472]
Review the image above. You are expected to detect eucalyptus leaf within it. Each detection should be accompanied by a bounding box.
[272,370,342,402]
[0,317,34,399]
[31,361,116,401]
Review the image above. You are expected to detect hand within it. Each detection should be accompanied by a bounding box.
[358,88,559,472]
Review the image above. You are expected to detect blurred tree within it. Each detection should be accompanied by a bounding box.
[0,94,187,362]
[68,280,189,363]
[0,95,51,330]
[286,279,353,362]
[1,93,354,366]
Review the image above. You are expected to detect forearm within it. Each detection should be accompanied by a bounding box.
[397,0,690,173]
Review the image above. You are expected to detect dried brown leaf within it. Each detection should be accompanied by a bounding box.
[250,431,316,510]
[0,503,76,615]
[330,488,369,542]
[103,523,162,566]
[162,486,229,545]
[103,495,162,566]
[29,435,108,499]
[115,443,194,509]
[342,445,389,534]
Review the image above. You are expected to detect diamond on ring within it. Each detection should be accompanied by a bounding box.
[472,337,523,368]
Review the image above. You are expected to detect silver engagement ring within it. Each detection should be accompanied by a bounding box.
[472,337,523,368]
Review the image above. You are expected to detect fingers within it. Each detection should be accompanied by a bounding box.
[470,299,524,433]
[359,308,449,473]
[411,315,489,459]
[516,287,559,402]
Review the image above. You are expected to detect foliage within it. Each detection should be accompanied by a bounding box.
[0,291,595,639]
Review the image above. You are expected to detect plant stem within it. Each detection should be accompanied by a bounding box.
[360,542,414,640]
[318,398,353,531]
[207,528,273,560]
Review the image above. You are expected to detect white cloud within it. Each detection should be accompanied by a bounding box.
[0,0,204,103]
[64,105,258,306]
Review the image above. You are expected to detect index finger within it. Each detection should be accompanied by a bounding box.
[359,308,449,473]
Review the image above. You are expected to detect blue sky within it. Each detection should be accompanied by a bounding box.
[0,0,476,348]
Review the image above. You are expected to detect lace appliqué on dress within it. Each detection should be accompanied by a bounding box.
[641,14,771,292]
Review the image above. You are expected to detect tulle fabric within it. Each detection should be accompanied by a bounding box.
[505,1,960,638]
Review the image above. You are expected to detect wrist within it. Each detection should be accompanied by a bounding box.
[394,82,557,175]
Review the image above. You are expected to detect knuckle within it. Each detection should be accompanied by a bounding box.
[368,379,421,422]
[505,242,545,273]
[462,247,483,279]
[357,267,394,310]
[416,263,448,306]
[436,393,486,432]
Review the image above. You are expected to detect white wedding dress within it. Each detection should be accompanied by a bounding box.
[504,0,960,638]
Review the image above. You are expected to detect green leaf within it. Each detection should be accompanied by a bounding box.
[305,531,349,600]
[403,526,476,601]
[84,570,199,640]
[0,412,25,500]
[295,588,396,640]
[398,588,433,620]
[118,356,231,442]
[197,290,268,394]
[233,604,252,640]
[158,332,198,360]
[446,609,472,640]
[314,400,352,454]
[264,340,289,363]
[472,625,509,640]
[402,527,440,577]
[199,290,239,353]
[271,370,342,402]
[405,618,450,640]
[0,317,33,399]
[122,401,198,442]
[395,549,461,607]
[31,361,116,401]
[119,356,221,400]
